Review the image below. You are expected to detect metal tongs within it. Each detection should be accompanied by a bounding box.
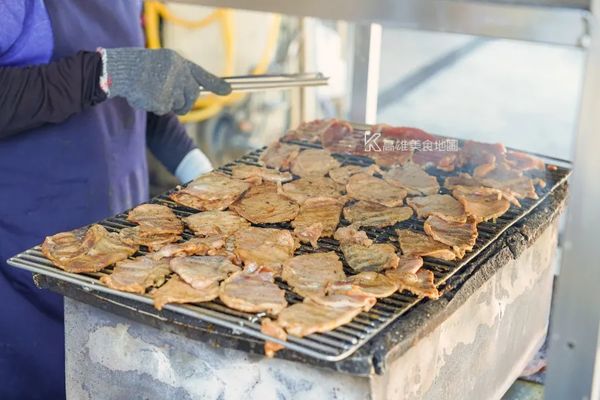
[200,73,329,93]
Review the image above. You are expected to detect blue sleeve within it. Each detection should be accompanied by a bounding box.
[146,112,196,174]
[0,0,26,55]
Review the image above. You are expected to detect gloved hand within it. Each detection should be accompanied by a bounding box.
[100,48,231,115]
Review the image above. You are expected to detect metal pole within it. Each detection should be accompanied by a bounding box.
[348,22,382,124]
[545,5,600,399]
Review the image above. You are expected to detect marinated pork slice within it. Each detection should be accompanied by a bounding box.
[412,150,458,172]
[283,119,335,143]
[291,197,343,247]
[328,164,381,185]
[230,164,293,183]
[259,142,301,170]
[329,271,398,298]
[452,187,510,222]
[151,236,226,260]
[333,226,373,246]
[280,176,344,204]
[290,149,341,178]
[406,194,466,222]
[261,318,288,358]
[479,175,539,201]
[341,242,399,273]
[230,191,299,224]
[233,227,297,275]
[382,163,440,195]
[281,252,346,298]
[100,256,171,294]
[119,228,180,252]
[183,210,250,237]
[169,172,250,211]
[506,150,545,171]
[346,173,407,207]
[445,173,521,207]
[153,276,219,311]
[308,292,376,311]
[343,201,413,228]
[424,215,478,257]
[219,268,287,314]
[396,229,456,261]
[458,140,506,167]
[276,301,363,337]
[321,120,363,154]
[368,150,413,168]
[396,255,424,274]
[126,204,184,235]
[385,269,440,299]
[42,224,138,273]
[170,256,241,290]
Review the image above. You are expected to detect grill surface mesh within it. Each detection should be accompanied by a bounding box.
[7,140,571,362]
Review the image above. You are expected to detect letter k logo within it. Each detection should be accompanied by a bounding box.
[364,131,381,152]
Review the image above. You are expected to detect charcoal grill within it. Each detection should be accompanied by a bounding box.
[7,133,571,364]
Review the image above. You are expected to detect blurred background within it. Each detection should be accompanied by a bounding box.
[145,2,582,196]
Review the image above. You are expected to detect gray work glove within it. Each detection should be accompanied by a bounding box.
[101,48,231,115]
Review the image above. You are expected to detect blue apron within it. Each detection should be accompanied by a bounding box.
[0,1,147,398]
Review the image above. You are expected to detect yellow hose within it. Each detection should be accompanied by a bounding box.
[143,2,281,123]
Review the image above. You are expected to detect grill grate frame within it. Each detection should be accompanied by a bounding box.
[7,140,571,362]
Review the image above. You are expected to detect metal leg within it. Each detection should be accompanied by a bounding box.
[545,5,600,400]
[348,22,382,124]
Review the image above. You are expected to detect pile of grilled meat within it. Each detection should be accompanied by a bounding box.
[40,119,549,357]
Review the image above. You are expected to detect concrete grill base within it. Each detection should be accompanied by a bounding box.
[63,219,558,400]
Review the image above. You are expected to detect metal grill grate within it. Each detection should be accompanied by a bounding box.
[7,141,571,362]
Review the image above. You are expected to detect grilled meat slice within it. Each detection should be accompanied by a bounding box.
[445,173,522,207]
[341,242,399,273]
[261,318,288,358]
[328,164,380,185]
[183,210,250,237]
[152,276,219,310]
[170,256,240,290]
[230,191,299,224]
[42,224,137,273]
[276,301,363,337]
[219,268,287,314]
[321,120,363,154]
[259,142,301,170]
[424,215,478,257]
[233,227,297,275]
[385,268,440,299]
[283,119,334,143]
[307,292,376,311]
[412,150,458,172]
[119,228,180,252]
[290,149,341,178]
[230,164,293,183]
[506,150,545,171]
[346,173,407,207]
[452,187,510,222]
[118,204,183,251]
[333,226,373,246]
[343,201,413,228]
[396,255,424,273]
[151,236,226,260]
[100,255,170,294]
[458,140,506,167]
[406,194,466,222]
[281,252,346,298]
[396,229,456,261]
[479,175,539,201]
[280,176,344,204]
[382,163,439,195]
[329,271,398,298]
[368,150,413,168]
[126,204,183,235]
[169,172,250,211]
[291,197,343,247]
